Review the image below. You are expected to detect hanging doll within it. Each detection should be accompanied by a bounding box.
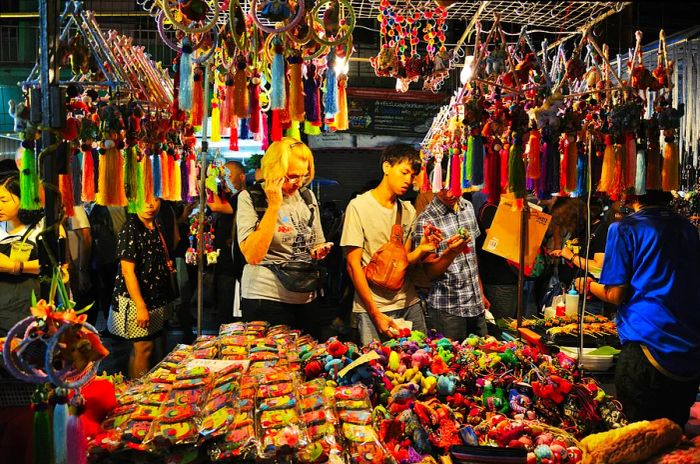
[260,0,292,22]
[370,45,400,78]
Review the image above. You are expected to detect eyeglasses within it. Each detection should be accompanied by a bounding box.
[284,174,308,185]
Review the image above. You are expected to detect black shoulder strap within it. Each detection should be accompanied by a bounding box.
[299,187,316,227]
[394,200,403,226]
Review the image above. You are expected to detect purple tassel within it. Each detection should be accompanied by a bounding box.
[304,64,320,123]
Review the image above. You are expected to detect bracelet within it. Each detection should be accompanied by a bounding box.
[585,279,592,296]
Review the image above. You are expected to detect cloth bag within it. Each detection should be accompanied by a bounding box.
[364,201,408,292]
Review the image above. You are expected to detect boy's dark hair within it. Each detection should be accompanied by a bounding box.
[380,144,422,174]
[637,189,673,207]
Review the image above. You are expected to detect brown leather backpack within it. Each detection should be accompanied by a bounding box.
[364,201,409,292]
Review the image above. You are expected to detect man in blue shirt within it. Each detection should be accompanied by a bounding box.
[412,167,490,341]
[574,190,700,427]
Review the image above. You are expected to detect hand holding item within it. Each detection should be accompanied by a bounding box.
[574,277,594,298]
[444,234,469,256]
[263,177,284,207]
[372,312,401,338]
[311,242,333,261]
[422,222,444,245]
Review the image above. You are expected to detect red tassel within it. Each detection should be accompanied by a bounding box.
[191,67,204,126]
[60,173,75,217]
[610,144,626,200]
[419,163,430,193]
[261,112,270,150]
[249,70,262,134]
[625,132,636,189]
[646,136,661,190]
[229,118,239,151]
[484,142,501,205]
[271,109,283,142]
[560,133,577,193]
[526,129,541,180]
[500,143,509,191]
[161,151,171,200]
[81,148,95,202]
[143,153,154,203]
[336,75,349,131]
[450,150,462,198]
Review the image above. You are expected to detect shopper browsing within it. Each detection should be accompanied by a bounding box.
[341,144,440,344]
[574,190,700,427]
[412,163,490,340]
[236,138,330,339]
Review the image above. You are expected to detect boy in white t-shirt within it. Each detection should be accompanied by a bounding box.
[340,144,439,344]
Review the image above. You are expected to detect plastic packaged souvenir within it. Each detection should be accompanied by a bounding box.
[144,406,199,446]
[101,404,136,432]
[176,365,211,380]
[192,346,219,359]
[208,380,238,399]
[199,406,236,439]
[336,399,372,410]
[259,408,300,429]
[208,415,257,461]
[258,394,297,411]
[335,384,369,401]
[298,393,326,412]
[298,379,327,397]
[201,392,232,416]
[338,409,372,425]
[341,423,394,464]
[258,381,294,398]
[121,419,153,446]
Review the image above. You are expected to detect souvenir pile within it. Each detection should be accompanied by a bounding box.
[85,322,646,463]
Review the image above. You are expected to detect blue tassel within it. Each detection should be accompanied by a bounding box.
[53,396,68,464]
[240,118,249,139]
[271,38,286,110]
[324,50,338,117]
[636,149,647,194]
[472,135,484,185]
[576,151,587,197]
[179,39,193,111]
[153,151,162,198]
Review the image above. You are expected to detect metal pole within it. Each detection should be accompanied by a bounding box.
[516,202,528,329]
[38,0,62,300]
[196,65,211,336]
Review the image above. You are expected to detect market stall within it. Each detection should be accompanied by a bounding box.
[2,0,699,463]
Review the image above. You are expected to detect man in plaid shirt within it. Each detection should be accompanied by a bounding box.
[412,178,490,340]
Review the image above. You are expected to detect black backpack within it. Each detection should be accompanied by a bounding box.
[231,183,316,270]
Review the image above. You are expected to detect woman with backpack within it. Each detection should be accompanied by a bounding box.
[236,138,332,338]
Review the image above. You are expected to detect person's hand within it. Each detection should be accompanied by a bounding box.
[372,312,401,338]
[264,177,284,207]
[311,242,333,261]
[135,301,150,329]
[574,277,593,295]
[443,234,470,256]
[482,294,491,311]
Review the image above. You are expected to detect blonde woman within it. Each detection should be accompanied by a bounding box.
[236,138,331,337]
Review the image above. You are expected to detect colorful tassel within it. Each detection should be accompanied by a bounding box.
[484,142,501,205]
[420,162,430,193]
[431,155,443,193]
[71,150,82,205]
[211,98,221,142]
[96,144,126,206]
[598,135,615,193]
[80,146,95,202]
[500,143,509,191]
[240,118,249,139]
[336,75,349,130]
[508,133,526,199]
[288,54,305,122]
[635,148,647,195]
[59,173,75,217]
[661,130,679,191]
[646,136,661,190]
[610,143,626,200]
[324,50,338,118]
[174,155,183,201]
[576,150,587,197]
[223,74,234,129]
[249,70,262,134]
[625,132,637,189]
[565,133,578,192]
[285,121,301,141]
[160,151,170,200]
[537,139,549,199]
[153,150,162,198]
[19,144,41,210]
[450,150,462,198]
[271,38,286,110]
[191,67,204,126]
[303,120,321,136]
[143,152,154,202]
[53,395,68,464]
[234,58,249,119]
[465,135,474,183]
[526,129,541,180]
[261,113,270,150]
[124,145,138,205]
[271,109,283,142]
[229,120,239,151]
[304,64,321,124]
[178,39,193,111]
[127,151,145,214]
[33,391,52,464]
[472,135,484,185]
[187,153,198,200]
[67,400,87,464]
